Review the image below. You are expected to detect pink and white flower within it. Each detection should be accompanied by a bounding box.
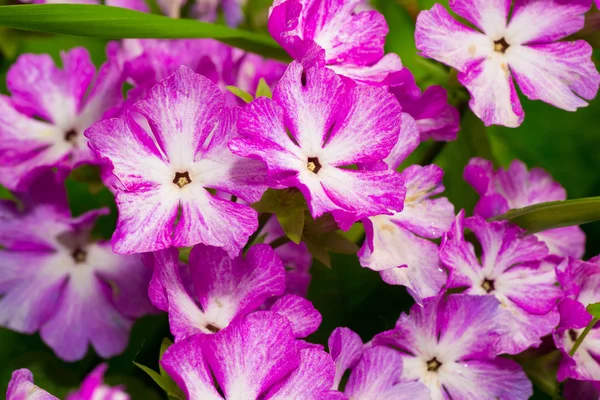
[0,173,154,362]
[373,294,533,400]
[464,157,586,258]
[230,61,405,230]
[268,0,402,85]
[144,243,321,341]
[416,0,600,127]
[86,66,267,255]
[0,47,124,191]
[440,211,562,354]
[161,312,343,400]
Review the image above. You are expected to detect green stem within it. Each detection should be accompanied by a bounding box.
[570,317,599,357]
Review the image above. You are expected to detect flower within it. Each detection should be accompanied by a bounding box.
[144,243,321,341]
[464,157,586,258]
[416,0,600,127]
[389,69,460,142]
[0,173,153,361]
[0,47,124,191]
[7,364,129,400]
[86,66,267,255]
[20,0,149,11]
[359,161,455,304]
[230,61,405,230]
[268,0,402,85]
[161,312,343,399]
[328,327,430,399]
[553,257,600,383]
[440,211,562,354]
[372,294,533,400]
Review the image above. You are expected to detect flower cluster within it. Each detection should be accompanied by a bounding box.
[2,0,600,399]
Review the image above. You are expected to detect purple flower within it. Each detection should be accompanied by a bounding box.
[0,47,124,191]
[389,69,460,142]
[440,211,562,354]
[161,312,343,399]
[359,162,455,305]
[0,175,153,362]
[230,61,405,230]
[464,157,586,258]
[86,66,267,255]
[328,327,430,399]
[23,0,149,11]
[373,294,533,400]
[7,364,129,400]
[268,0,402,85]
[144,243,321,341]
[554,257,600,382]
[416,0,600,127]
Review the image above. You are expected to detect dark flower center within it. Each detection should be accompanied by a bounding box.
[482,278,495,293]
[173,171,191,188]
[71,247,87,264]
[427,357,442,372]
[205,323,220,333]
[64,129,78,143]
[494,38,510,53]
[569,329,578,342]
[307,157,322,174]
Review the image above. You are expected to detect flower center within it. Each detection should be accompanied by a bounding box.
[427,357,442,372]
[494,38,510,53]
[307,157,322,174]
[205,323,220,333]
[64,129,77,143]
[173,171,191,188]
[482,278,495,293]
[71,247,87,264]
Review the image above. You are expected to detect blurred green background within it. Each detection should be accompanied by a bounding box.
[0,0,599,398]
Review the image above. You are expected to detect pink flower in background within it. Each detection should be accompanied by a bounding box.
[416,0,600,127]
[440,212,562,354]
[0,47,124,191]
[554,257,600,383]
[373,294,533,400]
[230,61,405,230]
[86,66,267,255]
[23,0,149,11]
[144,243,321,341]
[268,0,402,85]
[0,174,154,362]
[7,364,129,400]
[161,312,343,400]
[465,157,586,258]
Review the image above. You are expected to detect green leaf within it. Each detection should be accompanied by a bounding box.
[492,197,600,234]
[305,239,331,268]
[178,247,191,263]
[276,207,304,244]
[587,302,600,319]
[0,5,290,61]
[255,78,272,98]
[226,85,254,103]
[158,338,173,377]
[133,359,184,400]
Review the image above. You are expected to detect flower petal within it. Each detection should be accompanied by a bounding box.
[459,58,524,127]
[328,327,364,389]
[508,41,600,112]
[269,294,321,338]
[449,0,510,38]
[7,369,58,400]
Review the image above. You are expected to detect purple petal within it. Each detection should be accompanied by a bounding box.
[66,364,130,400]
[265,346,337,400]
[328,327,364,389]
[508,41,599,112]
[161,335,223,400]
[7,369,58,400]
[269,294,321,338]
[449,0,510,37]
[382,113,420,170]
[507,0,591,44]
[459,59,524,127]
